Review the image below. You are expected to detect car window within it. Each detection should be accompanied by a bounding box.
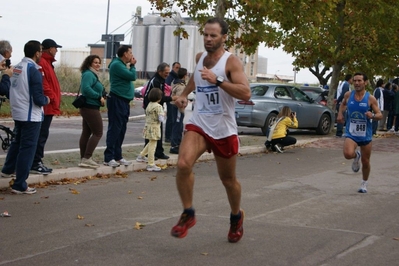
[303,91,321,99]
[251,85,268,96]
[274,86,292,99]
[290,87,311,101]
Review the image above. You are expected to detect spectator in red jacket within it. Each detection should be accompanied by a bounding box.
[30,39,62,175]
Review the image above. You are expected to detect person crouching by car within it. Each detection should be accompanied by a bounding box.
[265,106,298,153]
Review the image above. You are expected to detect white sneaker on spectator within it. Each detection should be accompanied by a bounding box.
[146,165,161,172]
[118,158,132,166]
[136,155,148,163]
[103,159,120,167]
[79,158,100,169]
[1,172,15,178]
[11,187,37,194]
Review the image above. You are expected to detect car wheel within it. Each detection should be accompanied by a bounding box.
[261,112,278,136]
[316,113,332,135]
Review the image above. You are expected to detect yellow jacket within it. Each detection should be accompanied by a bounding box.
[272,116,298,139]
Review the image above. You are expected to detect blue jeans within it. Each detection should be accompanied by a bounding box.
[104,93,130,162]
[171,105,184,147]
[2,120,41,191]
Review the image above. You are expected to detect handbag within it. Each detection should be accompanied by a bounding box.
[72,85,86,108]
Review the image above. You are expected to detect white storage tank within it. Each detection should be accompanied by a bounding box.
[146,25,164,74]
[143,14,161,25]
[179,25,202,73]
[163,25,179,65]
[257,56,268,74]
[132,25,148,74]
[60,48,90,69]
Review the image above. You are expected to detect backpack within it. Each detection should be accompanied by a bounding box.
[266,116,285,141]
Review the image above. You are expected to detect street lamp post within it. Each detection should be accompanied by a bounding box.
[103,0,110,75]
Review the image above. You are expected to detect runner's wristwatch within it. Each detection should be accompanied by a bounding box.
[216,76,224,86]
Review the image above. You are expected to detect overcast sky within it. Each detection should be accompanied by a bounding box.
[0,0,318,84]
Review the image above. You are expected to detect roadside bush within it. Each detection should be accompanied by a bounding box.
[0,65,147,117]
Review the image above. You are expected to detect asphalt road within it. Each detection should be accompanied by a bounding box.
[0,137,398,265]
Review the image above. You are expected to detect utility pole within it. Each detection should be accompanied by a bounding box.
[103,0,110,75]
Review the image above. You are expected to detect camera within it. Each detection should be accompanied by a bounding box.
[291,112,296,116]
[5,59,11,68]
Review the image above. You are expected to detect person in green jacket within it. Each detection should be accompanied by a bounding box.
[103,45,137,167]
[78,55,106,168]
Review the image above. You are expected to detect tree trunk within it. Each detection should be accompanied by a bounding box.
[215,0,227,17]
[327,63,344,110]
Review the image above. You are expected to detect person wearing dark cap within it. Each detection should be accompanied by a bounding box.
[30,39,62,175]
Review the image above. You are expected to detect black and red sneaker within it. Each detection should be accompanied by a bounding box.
[171,213,196,238]
[228,210,244,243]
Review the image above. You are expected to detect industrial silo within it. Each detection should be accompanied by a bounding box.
[132,25,148,78]
[146,25,164,77]
[163,25,179,65]
[179,25,202,73]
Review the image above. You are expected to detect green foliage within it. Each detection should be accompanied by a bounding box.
[149,0,399,109]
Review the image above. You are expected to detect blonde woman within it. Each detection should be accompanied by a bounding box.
[265,106,298,153]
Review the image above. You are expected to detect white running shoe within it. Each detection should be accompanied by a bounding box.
[351,150,361,172]
[358,180,368,193]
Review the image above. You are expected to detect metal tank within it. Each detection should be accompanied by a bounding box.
[178,25,202,73]
[162,25,178,65]
[146,25,164,75]
[132,25,148,77]
[143,14,161,25]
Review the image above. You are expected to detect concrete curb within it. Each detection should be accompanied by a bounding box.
[0,139,316,189]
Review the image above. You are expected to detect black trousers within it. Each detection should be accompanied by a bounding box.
[33,115,53,165]
[270,136,297,148]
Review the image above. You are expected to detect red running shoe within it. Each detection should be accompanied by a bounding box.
[228,210,244,243]
[171,213,196,238]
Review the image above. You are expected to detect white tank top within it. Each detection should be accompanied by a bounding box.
[188,51,237,139]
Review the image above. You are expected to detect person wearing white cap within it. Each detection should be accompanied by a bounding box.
[30,38,62,175]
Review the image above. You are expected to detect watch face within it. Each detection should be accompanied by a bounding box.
[217,76,224,82]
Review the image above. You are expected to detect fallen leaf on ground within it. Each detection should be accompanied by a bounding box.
[69,188,80,194]
[201,252,208,256]
[134,222,145,230]
[137,196,143,200]
[85,223,95,227]
[77,214,84,220]
[393,237,399,241]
